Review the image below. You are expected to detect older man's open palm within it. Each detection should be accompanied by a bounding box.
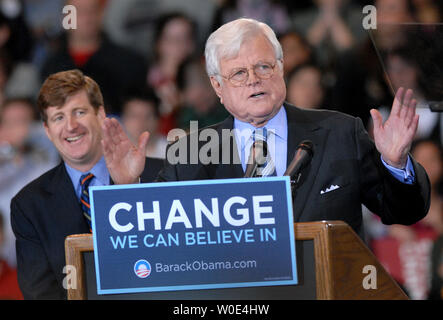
[370,87,419,169]
[101,117,149,185]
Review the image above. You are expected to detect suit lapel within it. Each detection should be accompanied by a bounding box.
[44,163,90,233]
[284,104,330,221]
[206,116,244,179]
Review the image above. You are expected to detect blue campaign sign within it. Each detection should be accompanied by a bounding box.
[89,176,297,295]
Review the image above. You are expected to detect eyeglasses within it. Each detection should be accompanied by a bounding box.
[220,61,278,87]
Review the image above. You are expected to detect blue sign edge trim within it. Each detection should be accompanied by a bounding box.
[90,176,298,295]
[97,279,298,295]
[90,188,101,294]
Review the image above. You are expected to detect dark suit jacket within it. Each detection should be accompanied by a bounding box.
[158,103,430,238]
[10,157,164,299]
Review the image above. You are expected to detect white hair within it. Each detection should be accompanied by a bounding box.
[205,18,283,83]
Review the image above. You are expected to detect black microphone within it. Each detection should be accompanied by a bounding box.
[284,140,314,181]
[244,140,267,178]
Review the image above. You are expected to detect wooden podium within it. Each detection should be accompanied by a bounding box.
[65,220,408,300]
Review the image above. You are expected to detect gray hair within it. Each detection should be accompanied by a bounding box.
[205,18,283,83]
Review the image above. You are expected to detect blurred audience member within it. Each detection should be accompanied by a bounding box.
[286,63,325,110]
[289,0,373,125]
[411,140,443,234]
[102,0,216,60]
[343,0,417,130]
[0,98,57,267]
[376,0,415,23]
[3,60,40,101]
[0,49,11,106]
[121,89,168,159]
[0,1,33,64]
[212,0,290,35]
[410,0,442,24]
[367,139,443,299]
[429,234,443,299]
[360,0,424,134]
[147,12,197,134]
[175,57,228,130]
[22,0,65,70]
[386,47,424,100]
[278,30,313,78]
[291,0,365,67]
[0,213,23,299]
[41,0,146,115]
[374,0,415,51]
[375,46,443,145]
[0,4,40,100]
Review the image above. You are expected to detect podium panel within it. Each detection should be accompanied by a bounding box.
[65,221,408,300]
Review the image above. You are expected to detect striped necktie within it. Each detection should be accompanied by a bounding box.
[80,173,94,231]
[253,127,276,177]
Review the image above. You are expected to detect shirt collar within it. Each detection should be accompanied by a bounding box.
[234,106,288,150]
[65,156,110,187]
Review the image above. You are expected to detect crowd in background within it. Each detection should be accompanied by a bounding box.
[0,0,442,299]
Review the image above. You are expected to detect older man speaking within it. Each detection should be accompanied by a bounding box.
[102,18,430,240]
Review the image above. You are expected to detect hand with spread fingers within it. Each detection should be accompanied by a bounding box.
[370,87,419,169]
[101,117,150,184]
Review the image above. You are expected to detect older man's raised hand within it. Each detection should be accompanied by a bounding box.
[370,87,419,169]
[101,117,149,184]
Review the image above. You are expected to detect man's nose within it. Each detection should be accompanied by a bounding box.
[245,67,260,86]
[66,115,79,131]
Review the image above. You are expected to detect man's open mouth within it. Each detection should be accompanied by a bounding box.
[65,134,85,143]
[249,92,266,98]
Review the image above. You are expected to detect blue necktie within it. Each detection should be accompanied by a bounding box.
[80,173,94,231]
[253,128,276,177]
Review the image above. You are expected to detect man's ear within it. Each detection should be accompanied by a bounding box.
[209,76,223,104]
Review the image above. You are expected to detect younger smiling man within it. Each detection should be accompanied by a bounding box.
[10,70,163,299]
